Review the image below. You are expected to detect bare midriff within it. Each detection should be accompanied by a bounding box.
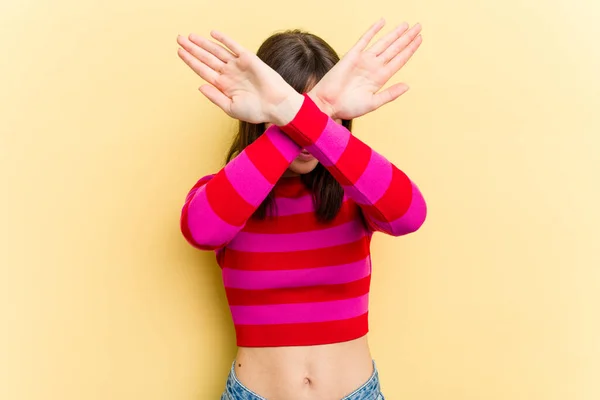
[234,335,373,400]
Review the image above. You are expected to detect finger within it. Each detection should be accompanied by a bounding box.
[210,30,245,56]
[367,22,409,55]
[372,83,410,110]
[198,84,232,114]
[379,23,422,64]
[177,47,219,85]
[350,18,386,53]
[385,34,423,75]
[177,35,225,73]
[189,33,236,63]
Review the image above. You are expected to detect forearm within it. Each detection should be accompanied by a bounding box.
[181,126,301,249]
[278,94,427,235]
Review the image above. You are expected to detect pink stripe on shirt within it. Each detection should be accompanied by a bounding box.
[227,219,368,252]
[222,257,371,290]
[230,294,369,325]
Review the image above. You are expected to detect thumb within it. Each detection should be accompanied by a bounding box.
[372,83,409,110]
[199,85,232,115]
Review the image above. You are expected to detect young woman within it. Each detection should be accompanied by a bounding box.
[176,19,426,400]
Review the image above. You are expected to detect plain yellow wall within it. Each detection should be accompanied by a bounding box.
[1,0,599,399]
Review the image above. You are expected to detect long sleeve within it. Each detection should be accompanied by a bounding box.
[280,94,427,236]
[181,126,301,250]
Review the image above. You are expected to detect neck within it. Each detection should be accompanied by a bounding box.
[282,169,300,178]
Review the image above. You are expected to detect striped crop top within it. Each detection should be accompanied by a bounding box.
[180,95,427,347]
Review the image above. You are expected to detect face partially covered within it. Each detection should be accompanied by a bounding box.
[266,119,342,177]
[285,149,319,176]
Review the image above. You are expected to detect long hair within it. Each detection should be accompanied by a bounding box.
[225,30,352,221]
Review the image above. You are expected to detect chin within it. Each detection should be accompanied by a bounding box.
[288,159,319,175]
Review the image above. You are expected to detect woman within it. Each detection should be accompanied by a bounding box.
[176,19,426,400]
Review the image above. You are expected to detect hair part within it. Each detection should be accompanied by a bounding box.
[226,30,352,221]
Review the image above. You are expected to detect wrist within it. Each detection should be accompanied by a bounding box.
[306,90,335,119]
[270,90,305,126]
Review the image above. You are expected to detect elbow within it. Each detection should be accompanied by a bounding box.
[390,208,427,236]
[387,195,428,237]
[180,209,227,251]
[184,231,225,251]
[386,216,426,237]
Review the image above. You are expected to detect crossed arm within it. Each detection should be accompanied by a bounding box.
[176,20,427,250]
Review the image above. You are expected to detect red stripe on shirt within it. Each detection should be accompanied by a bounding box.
[205,170,255,227]
[280,94,329,147]
[361,167,414,222]
[332,135,373,186]
[219,236,371,271]
[225,276,371,306]
[245,133,290,184]
[243,199,359,234]
[234,312,369,347]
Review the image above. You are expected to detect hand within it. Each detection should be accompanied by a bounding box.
[308,19,423,120]
[177,32,303,125]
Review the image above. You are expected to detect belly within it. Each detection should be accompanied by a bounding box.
[233,335,373,400]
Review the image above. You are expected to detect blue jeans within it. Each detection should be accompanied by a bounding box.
[221,360,385,400]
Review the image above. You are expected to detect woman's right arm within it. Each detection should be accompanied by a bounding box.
[181,126,301,250]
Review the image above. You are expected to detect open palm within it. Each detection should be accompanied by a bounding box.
[177,32,294,124]
[309,20,423,120]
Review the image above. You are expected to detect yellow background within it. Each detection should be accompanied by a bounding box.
[1,0,599,398]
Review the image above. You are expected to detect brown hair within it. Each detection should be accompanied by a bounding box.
[225,30,352,221]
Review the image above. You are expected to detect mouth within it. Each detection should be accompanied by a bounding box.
[297,150,315,162]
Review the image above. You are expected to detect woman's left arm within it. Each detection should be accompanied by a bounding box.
[280,94,426,236]
[283,20,427,235]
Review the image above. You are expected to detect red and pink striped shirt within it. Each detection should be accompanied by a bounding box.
[181,95,427,347]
